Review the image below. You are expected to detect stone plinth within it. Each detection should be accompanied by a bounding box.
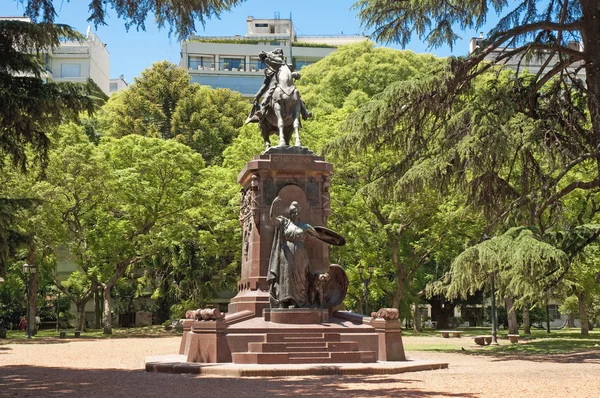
[229,149,333,315]
[179,319,230,363]
[370,318,406,361]
[264,308,329,324]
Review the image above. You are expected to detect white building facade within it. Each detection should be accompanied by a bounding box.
[47,28,111,96]
[180,16,367,97]
[1,17,111,96]
[109,75,129,93]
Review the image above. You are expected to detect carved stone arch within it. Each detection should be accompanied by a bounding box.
[271,184,309,220]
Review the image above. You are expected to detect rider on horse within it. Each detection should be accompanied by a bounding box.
[245,48,312,124]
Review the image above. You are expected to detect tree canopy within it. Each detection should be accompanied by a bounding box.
[99,61,248,165]
[0,20,99,171]
[339,1,600,327]
[16,0,246,39]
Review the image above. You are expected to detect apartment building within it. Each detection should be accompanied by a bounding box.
[110,75,129,93]
[180,16,367,97]
[1,17,111,96]
[48,26,111,96]
[469,34,586,81]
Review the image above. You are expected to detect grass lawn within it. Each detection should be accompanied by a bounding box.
[402,327,600,356]
[0,325,179,344]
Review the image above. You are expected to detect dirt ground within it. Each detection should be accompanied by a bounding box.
[1,336,599,397]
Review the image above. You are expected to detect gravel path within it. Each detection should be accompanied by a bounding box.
[1,336,599,397]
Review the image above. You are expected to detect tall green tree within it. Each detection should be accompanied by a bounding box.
[347,1,600,231]
[0,20,98,171]
[293,42,475,318]
[93,135,205,334]
[99,61,248,165]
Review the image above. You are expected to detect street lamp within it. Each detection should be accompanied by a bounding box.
[357,264,375,315]
[23,262,37,339]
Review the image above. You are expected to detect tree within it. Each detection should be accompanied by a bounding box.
[562,244,600,334]
[142,166,241,322]
[293,42,479,320]
[93,135,205,334]
[16,0,246,39]
[0,19,99,171]
[99,61,248,165]
[349,0,600,229]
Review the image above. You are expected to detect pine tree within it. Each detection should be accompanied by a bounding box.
[0,20,98,171]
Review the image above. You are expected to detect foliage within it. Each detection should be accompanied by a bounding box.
[293,42,338,49]
[0,19,99,171]
[0,262,26,327]
[99,61,249,165]
[16,0,246,39]
[172,86,248,165]
[342,1,600,232]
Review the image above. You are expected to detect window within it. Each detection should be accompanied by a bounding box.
[220,57,245,70]
[188,55,215,70]
[295,60,315,70]
[190,75,263,97]
[249,57,266,72]
[61,63,81,77]
[548,305,560,320]
[255,23,269,28]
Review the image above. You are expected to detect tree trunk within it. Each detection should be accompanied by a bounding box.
[581,0,600,178]
[94,288,102,329]
[76,302,86,331]
[522,306,531,335]
[102,284,113,335]
[413,304,422,332]
[576,291,589,336]
[391,238,405,309]
[505,298,519,335]
[568,312,576,328]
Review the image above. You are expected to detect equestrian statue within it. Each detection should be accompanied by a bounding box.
[245,48,312,149]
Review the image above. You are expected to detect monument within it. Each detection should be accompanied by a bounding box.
[147,49,448,376]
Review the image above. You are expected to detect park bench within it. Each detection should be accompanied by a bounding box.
[473,335,493,346]
[439,330,462,338]
[507,334,519,343]
[59,330,81,338]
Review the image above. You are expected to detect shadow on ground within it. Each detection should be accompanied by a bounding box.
[0,365,477,398]
[485,349,600,364]
[458,342,600,364]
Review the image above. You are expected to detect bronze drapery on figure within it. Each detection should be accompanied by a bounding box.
[267,196,345,309]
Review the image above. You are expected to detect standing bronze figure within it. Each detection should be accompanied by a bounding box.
[267,197,345,308]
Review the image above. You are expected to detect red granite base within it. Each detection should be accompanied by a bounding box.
[177,310,409,366]
[145,355,449,377]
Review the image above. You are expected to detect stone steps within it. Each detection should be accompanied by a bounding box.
[265,332,340,343]
[232,332,376,364]
[248,341,359,353]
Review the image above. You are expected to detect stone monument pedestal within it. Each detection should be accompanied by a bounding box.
[173,149,411,368]
[228,149,334,315]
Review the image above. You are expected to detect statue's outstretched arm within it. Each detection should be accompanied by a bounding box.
[270,196,281,227]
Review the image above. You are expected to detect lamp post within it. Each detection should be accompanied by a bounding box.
[23,262,37,339]
[357,264,375,315]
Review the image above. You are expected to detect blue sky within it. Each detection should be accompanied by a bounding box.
[4,0,498,82]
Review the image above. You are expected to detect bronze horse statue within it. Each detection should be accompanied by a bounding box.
[259,64,302,148]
